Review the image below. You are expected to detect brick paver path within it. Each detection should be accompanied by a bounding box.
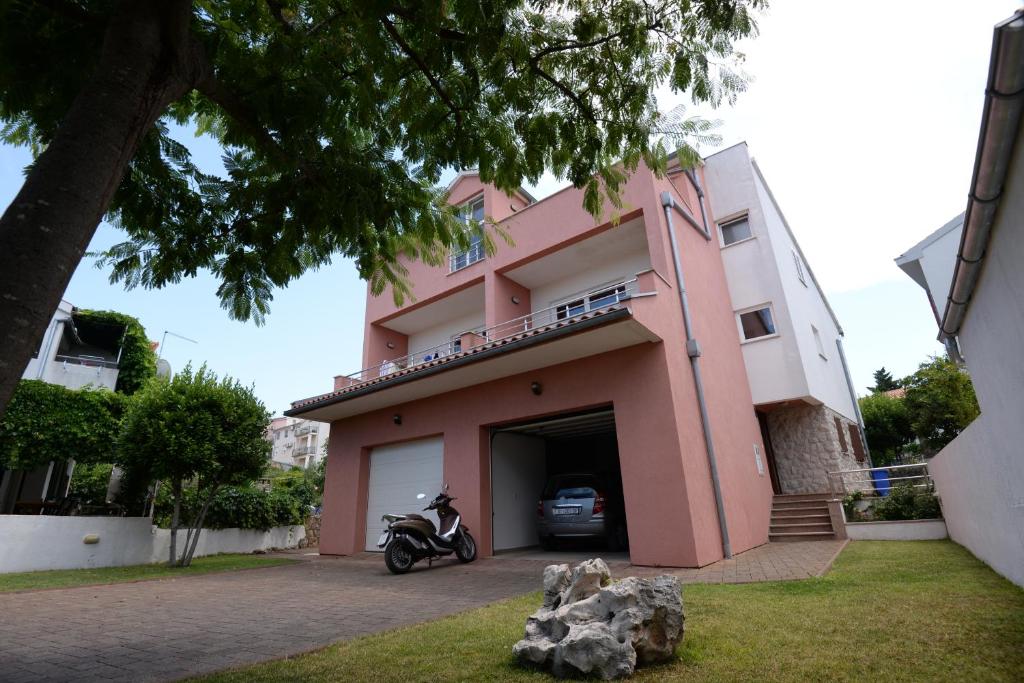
[0,540,846,682]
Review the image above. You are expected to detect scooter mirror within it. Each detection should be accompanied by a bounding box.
[416,493,427,500]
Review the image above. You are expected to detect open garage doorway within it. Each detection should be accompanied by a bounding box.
[490,408,628,559]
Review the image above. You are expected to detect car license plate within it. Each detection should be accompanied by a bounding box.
[553,506,581,516]
[377,532,389,547]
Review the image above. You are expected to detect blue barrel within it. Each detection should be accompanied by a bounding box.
[871,470,891,496]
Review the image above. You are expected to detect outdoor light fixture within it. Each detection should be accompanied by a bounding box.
[530,381,543,395]
[393,414,402,425]
[386,341,395,349]
[511,296,521,305]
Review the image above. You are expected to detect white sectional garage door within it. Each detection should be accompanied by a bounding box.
[364,437,444,551]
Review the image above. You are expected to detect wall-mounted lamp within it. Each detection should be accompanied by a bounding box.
[392,414,402,425]
[511,296,521,305]
[530,381,543,396]
[386,341,395,349]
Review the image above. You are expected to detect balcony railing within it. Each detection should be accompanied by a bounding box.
[341,278,639,387]
[294,445,318,456]
[295,424,317,436]
[826,462,933,500]
[54,353,119,369]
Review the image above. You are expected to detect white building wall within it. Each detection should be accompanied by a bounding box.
[491,433,547,551]
[919,227,962,319]
[751,162,857,421]
[528,247,651,313]
[703,144,808,405]
[928,141,1024,588]
[406,310,485,357]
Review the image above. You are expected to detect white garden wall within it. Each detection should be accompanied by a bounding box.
[0,516,304,573]
[845,519,948,541]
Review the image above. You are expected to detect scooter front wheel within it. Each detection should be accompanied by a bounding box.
[455,531,477,563]
[384,539,415,574]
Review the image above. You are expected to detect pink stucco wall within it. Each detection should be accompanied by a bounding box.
[320,164,773,567]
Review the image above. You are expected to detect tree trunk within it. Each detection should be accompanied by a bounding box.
[169,478,182,567]
[181,481,221,567]
[0,0,202,416]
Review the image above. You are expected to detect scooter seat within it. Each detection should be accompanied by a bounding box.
[404,513,428,521]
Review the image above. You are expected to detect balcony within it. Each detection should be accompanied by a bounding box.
[288,276,665,422]
[295,424,318,436]
[294,445,318,456]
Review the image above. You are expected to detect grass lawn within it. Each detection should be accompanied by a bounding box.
[200,541,1024,682]
[0,554,295,593]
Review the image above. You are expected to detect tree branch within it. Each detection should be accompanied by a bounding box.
[380,16,464,133]
[265,0,294,34]
[529,63,596,123]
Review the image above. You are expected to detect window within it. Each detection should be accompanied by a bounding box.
[555,283,627,320]
[812,325,826,359]
[738,306,776,341]
[835,417,848,452]
[792,250,807,285]
[719,215,752,246]
[449,196,486,272]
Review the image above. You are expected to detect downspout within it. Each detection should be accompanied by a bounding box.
[660,191,732,559]
[835,335,872,467]
[684,169,713,241]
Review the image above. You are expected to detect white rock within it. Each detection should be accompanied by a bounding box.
[513,559,684,679]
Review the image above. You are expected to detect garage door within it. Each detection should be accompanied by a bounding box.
[365,437,444,551]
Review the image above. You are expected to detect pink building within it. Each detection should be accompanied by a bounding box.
[288,145,862,567]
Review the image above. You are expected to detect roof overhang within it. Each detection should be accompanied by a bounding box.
[286,307,658,422]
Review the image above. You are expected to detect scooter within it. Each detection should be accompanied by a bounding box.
[378,485,478,574]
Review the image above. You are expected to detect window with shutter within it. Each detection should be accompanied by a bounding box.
[835,417,848,452]
[849,424,866,462]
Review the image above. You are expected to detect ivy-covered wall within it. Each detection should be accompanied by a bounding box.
[0,380,124,471]
[73,309,157,395]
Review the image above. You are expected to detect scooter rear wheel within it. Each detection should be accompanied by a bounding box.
[384,539,415,574]
[455,531,477,563]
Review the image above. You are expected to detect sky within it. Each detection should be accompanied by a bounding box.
[1,0,1017,416]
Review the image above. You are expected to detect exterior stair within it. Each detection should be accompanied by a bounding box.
[769,493,837,542]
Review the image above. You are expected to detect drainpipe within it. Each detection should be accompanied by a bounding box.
[683,169,713,241]
[660,191,732,559]
[835,335,871,467]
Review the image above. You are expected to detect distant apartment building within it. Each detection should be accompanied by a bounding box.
[0,300,125,513]
[286,141,863,568]
[267,416,329,470]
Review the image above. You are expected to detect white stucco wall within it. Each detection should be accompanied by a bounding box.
[491,433,547,551]
[918,226,962,319]
[751,163,857,421]
[529,247,651,313]
[406,310,485,357]
[928,133,1024,588]
[703,144,808,406]
[845,519,948,541]
[0,516,304,573]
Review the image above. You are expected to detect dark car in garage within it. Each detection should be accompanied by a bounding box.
[537,473,627,550]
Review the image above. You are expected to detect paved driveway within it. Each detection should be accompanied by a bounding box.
[0,541,845,683]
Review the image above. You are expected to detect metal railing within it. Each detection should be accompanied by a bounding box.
[54,353,119,369]
[827,462,933,500]
[295,424,318,436]
[294,445,318,456]
[341,278,640,386]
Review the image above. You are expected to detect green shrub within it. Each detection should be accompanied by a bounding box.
[873,484,942,521]
[69,463,114,505]
[154,484,307,530]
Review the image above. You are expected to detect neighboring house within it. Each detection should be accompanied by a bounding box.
[894,11,1024,587]
[266,416,329,469]
[287,148,862,568]
[0,300,124,514]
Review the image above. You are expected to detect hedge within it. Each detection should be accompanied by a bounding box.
[155,484,307,530]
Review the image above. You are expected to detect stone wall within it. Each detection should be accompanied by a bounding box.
[766,403,868,494]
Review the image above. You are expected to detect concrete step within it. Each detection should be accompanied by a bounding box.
[769,530,837,542]
[770,521,835,533]
[772,503,830,515]
[773,492,834,502]
[769,512,831,525]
